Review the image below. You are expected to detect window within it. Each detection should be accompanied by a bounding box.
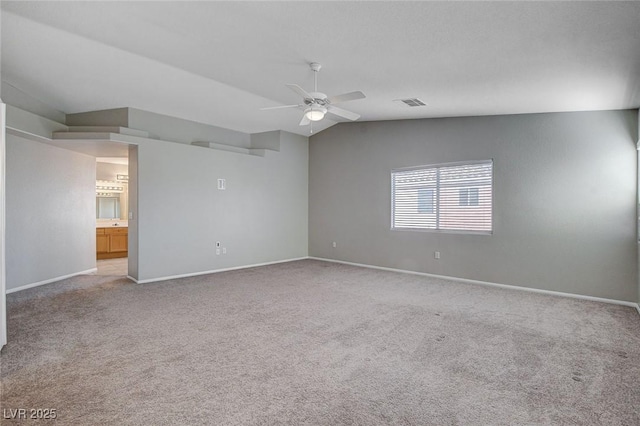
[459,188,479,206]
[391,160,493,233]
[417,188,435,214]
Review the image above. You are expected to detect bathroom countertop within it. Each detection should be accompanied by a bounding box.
[96,221,128,228]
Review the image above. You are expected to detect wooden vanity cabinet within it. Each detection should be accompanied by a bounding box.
[96,227,128,259]
[96,228,110,255]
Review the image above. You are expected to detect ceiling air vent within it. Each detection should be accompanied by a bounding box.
[395,98,427,107]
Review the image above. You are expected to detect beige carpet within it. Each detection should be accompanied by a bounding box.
[1,259,639,425]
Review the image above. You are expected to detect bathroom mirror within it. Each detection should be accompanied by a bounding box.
[96,180,128,220]
[96,197,121,219]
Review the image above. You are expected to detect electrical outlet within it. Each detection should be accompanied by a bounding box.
[332,242,337,248]
[435,251,441,259]
[217,178,226,190]
[222,247,227,255]
[216,248,221,255]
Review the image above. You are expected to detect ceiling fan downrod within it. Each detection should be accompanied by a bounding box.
[310,62,321,92]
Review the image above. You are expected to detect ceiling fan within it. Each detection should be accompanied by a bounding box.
[261,62,366,127]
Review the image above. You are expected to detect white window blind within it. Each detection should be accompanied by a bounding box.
[391,160,493,233]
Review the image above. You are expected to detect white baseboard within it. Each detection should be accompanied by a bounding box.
[129,257,309,284]
[636,304,640,316]
[5,268,98,294]
[309,257,640,310]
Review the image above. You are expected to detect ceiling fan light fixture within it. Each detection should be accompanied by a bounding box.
[304,106,327,121]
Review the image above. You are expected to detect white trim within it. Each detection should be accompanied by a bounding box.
[5,268,98,294]
[129,257,309,284]
[636,304,640,316]
[309,257,639,309]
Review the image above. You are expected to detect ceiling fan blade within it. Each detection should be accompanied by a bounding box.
[260,104,301,110]
[328,91,366,104]
[299,115,311,126]
[327,105,360,121]
[286,84,314,100]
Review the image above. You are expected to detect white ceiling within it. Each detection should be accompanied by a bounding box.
[2,1,639,137]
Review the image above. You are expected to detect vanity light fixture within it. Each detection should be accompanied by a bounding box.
[96,180,124,193]
[96,186,124,192]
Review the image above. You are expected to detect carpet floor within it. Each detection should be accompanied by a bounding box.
[1,259,639,425]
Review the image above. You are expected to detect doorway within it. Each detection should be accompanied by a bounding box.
[95,157,129,276]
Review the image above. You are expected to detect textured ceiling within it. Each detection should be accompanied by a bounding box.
[2,1,639,136]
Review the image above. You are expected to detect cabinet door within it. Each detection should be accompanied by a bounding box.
[109,234,128,253]
[96,233,110,254]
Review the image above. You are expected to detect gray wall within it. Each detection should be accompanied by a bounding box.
[309,110,638,302]
[6,134,96,290]
[4,105,308,287]
[135,131,308,282]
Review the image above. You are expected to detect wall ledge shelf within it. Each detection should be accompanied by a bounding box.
[191,141,266,157]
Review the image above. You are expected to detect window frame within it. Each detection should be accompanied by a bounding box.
[390,159,494,235]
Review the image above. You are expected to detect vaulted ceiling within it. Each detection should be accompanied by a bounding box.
[2,1,639,136]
